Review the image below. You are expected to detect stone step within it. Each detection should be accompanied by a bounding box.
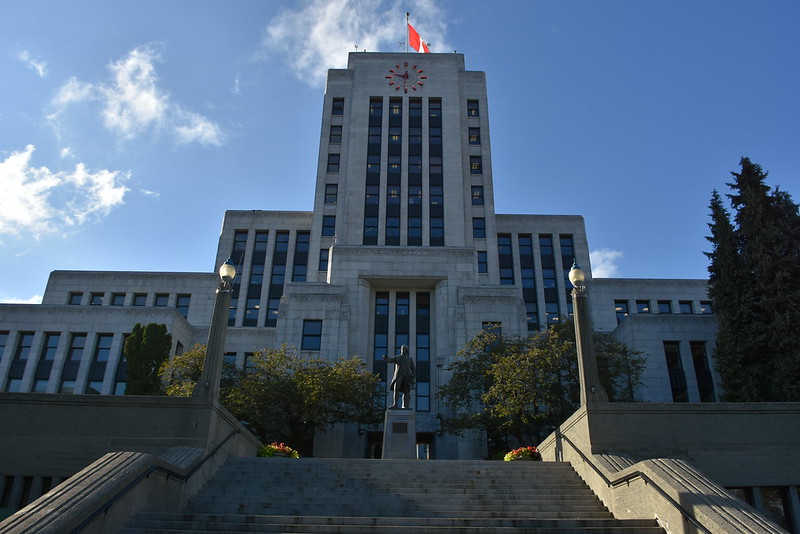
[122,512,664,533]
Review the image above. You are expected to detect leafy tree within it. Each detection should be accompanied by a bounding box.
[438,321,644,455]
[159,344,238,398]
[161,344,383,456]
[706,157,800,401]
[124,323,172,395]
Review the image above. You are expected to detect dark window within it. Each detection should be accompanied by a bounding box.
[324,184,338,204]
[322,216,336,236]
[636,300,650,313]
[301,320,322,351]
[68,292,82,305]
[472,218,486,239]
[132,293,147,306]
[110,293,125,306]
[467,99,479,117]
[92,334,113,362]
[176,294,190,318]
[389,126,401,144]
[470,156,482,174]
[368,127,381,146]
[327,154,340,173]
[690,341,716,402]
[498,234,514,285]
[428,99,441,118]
[658,301,672,314]
[370,98,383,116]
[154,294,169,307]
[679,300,693,314]
[468,127,481,145]
[477,251,488,273]
[329,125,342,144]
[389,99,401,116]
[90,293,103,305]
[471,186,484,205]
[331,98,344,115]
[614,300,629,323]
[319,249,329,271]
[699,301,713,314]
[664,341,688,402]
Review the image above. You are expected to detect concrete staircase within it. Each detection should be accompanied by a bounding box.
[121,457,664,533]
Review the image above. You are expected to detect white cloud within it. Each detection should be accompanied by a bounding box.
[263,0,449,87]
[0,145,130,238]
[60,147,73,159]
[590,248,624,278]
[51,46,222,146]
[17,50,47,78]
[0,294,42,305]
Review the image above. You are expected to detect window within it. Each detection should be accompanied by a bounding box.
[471,186,484,205]
[327,154,340,173]
[331,98,344,115]
[614,300,629,323]
[679,300,693,314]
[389,99,401,116]
[319,249,329,271]
[90,293,103,305]
[658,301,672,314]
[110,293,125,306]
[472,218,486,239]
[68,292,82,305]
[389,126,402,144]
[324,184,338,204]
[497,234,514,285]
[92,334,113,363]
[322,216,336,236]
[132,293,147,306]
[368,128,381,146]
[6,332,34,392]
[176,294,190,318]
[468,127,481,145]
[477,251,488,273]
[467,99,479,117]
[301,320,322,351]
[370,98,383,116]
[690,341,716,402]
[636,300,650,313]
[664,341,688,402]
[469,156,483,174]
[428,99,441,118]
[699,301,713,314]
[154,294,169,307]
[329,125,342,144]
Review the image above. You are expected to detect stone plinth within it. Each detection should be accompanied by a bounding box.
[381,409,416,459]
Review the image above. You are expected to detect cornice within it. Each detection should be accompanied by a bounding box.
[333,246,473,258]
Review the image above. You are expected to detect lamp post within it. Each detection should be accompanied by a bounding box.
[192,259,236,400]
[568,260,608,405]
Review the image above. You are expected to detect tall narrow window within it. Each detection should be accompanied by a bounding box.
[374,292,389,383]
[292,231,310,282]
[690,341,716,402]
[560,235,575,316]
[497,234,514,285]
[85,333,113,394]
[477,251,488,273]
[467,99,479,117]
[322,216,336,236]
[331,98,344,115]
[176,294,191,319]
[265,231,289,327]
[416,293,431,412]
[472,218,486,239]
[59,333,86,393]
[5,332,34,392]
[319,248,329,272]
[228,230,248,326]
[664,341,688,402]
[33,333,60,392]
[540,234,560,324]
[468,127,481,145]
[470,156,483,174]
[301,320,323,351]
[519,234,539,331]
[614,300,629,323]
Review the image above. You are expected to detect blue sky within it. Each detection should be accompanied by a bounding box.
[1,0,798,303]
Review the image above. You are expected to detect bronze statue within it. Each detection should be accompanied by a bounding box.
[383,345,416,409]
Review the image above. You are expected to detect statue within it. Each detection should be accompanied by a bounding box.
[383,345,416,409]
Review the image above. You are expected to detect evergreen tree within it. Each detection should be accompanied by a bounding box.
[124,323,172,395]
[706,158,800,401]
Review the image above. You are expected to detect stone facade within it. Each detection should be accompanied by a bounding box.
[0,52,717,460]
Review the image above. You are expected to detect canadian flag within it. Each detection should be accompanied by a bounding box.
[408,23,430,53]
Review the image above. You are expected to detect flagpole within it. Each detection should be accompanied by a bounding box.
[406,12,410,53]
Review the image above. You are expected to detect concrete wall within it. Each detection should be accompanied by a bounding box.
[0,393,261,515]
[538,403,800,533]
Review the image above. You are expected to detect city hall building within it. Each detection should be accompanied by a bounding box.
[0,53,717,458]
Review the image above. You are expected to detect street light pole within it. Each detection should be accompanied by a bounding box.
[568,260,608,405]
[192,259,236,400]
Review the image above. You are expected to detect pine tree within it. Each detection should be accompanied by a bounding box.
[124,323,172,395]
[706,158,800,401]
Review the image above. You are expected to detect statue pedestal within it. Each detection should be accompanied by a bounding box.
[381,409,416,459]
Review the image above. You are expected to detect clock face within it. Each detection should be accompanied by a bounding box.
[385,62,427,93]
